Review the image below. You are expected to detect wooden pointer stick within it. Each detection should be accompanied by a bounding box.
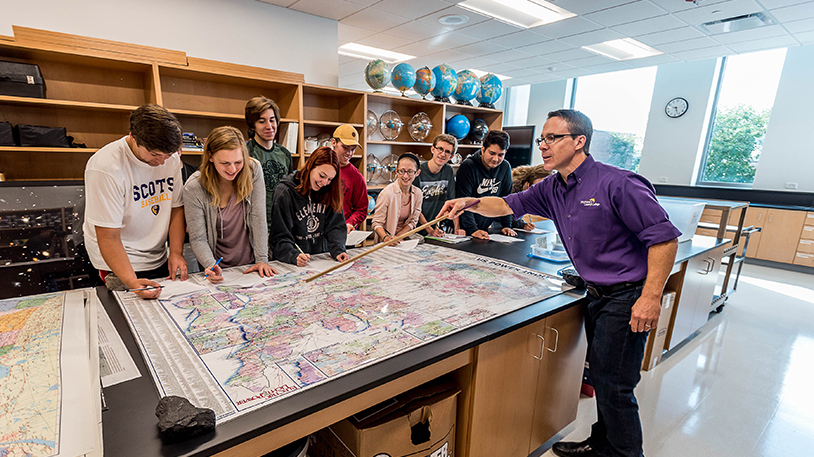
[303,199,480,283]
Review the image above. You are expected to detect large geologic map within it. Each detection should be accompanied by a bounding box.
[117,244,568,422]
[0,293,63,457]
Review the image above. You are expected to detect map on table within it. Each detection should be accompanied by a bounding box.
[115,244,569,422]
[0,293,63,457]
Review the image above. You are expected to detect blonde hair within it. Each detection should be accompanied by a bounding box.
[199,126,254,207]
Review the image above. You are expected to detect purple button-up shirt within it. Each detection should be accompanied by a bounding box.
[504,155,680,286]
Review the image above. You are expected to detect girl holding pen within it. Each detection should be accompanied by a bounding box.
[184,126,277,283]
[270,147,349,267]
[372,153,423,244]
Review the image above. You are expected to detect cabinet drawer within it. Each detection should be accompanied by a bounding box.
[793,252,814,267]
[801,226,814,241]
[806,212,814,227]
[699,209,722,224]
[798,239,814,254]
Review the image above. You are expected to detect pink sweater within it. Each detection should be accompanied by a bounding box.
[372,182,423,242]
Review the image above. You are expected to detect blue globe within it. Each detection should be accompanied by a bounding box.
[476,73,503,108]
[452,69,480,106]
[367,195,376,215]
[391,63,416,96]
[430,64,458,102]
[446,114,471,141]
[365,59,391,92]
[413,66,436,100]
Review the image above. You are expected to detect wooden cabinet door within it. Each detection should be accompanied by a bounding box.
[467,322,544,457]
[741,207,766,258]
[528,305,587,453]
[755,209,807,263]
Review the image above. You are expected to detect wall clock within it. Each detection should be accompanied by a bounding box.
[665,97,689,118]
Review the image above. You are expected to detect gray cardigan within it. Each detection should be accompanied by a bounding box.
[183,159,269,269]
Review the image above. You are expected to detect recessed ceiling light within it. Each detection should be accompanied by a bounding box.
[470,69,512,81]
[438,15,469,26]
[338,43,415,64]
[458,0,576,29]
[582,38,663,61]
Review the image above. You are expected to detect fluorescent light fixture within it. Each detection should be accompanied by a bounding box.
[700,12,775,34]
[458,0,576,29]
[338,43,415,64]
[582,38,663,61]
[470,69,512,81]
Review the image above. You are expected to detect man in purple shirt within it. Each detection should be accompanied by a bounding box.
[440,110,679,457]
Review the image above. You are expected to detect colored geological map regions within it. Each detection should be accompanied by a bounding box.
[124,244,566,421]
[0,293,63,457]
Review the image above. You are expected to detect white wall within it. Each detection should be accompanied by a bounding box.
[0,0,338,86]
[638,58,721,186]
[753,45,814,192]
[524,80,569,166]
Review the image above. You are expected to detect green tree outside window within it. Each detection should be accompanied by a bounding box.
[703,104,770,183]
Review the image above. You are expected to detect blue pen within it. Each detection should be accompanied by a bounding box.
[204,257,223,279]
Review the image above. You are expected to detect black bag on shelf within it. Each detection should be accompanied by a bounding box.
[13,124,71,147]
[0,61,46,98]
[0,121,14,146]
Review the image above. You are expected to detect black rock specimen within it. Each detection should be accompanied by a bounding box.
[155,395,215,443]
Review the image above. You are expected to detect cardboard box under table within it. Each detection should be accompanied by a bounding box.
[641,290,676,371]
[311,380,459,457]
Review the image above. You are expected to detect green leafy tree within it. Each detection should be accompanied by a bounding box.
[703,104,770,183]
[605,132,641,173]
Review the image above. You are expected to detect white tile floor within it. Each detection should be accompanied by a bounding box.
[540,263,814,457]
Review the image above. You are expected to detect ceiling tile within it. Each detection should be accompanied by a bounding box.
[416,6,490,33]
[454,41,509,56]
[527,60,575,71]
[423,49,471,64]
[445,56,500,68]
[373,0,449,19]
[770,1,814,21]
[711,24,789,44]
[726,34,799,52]
[559,28,626,47]
[671,45,735,61]
[421,32,476,49]
[477,62,523,73]
[290,0,366,20]
[385,21,444,41]
[456,19,524,40]
[339,59,369,77]
[510,55,557,69]
[584,1,667,27]
[481,48,536,63]
[623,54,680,67]
[345,0,383,7]
[504,68,540,78]
[395,40,445,57]
[516,40,575,56]
[258,0,298,7]
[530,16,604,39]
[783,17,814,33]
[673,0,763,25]
[648,0,735,13]
[655,36,721,53]
[341,7,410,32]
[636,27,706,46]
[564,55,617,68]
[611,14,689,36]
[759,0,812,8]
[339,55,356,65]
[794,29,814,42]
[338,23,377,44]
[357,33,414,50]
[578,61,634,74]
[542,47,597,62]
[487,30,551,48]
[542,0,637,16]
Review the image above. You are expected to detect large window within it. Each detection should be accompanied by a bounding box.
[700,48,787,185]
[574,67,658,173]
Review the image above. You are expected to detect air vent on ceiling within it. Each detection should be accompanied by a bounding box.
[700,12,775,34]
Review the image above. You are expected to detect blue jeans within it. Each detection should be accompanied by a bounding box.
[584,285,648,457]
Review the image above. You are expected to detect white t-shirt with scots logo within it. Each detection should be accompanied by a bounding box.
[83,136,184,271]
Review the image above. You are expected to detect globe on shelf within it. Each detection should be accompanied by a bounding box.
[365,59,391,92]
[469,119,488,144]
[413,66,436,100]
[430,64,458,103]
[366,153,383,182]
[366,110,379,140]
[391,63,416,96]
[408,112,433,142]
[476,73,503,109]
[367,194,376,215]
[451,69,480,106]
[381,153,400,182]
[379,110,404,141]
[446,114,471,141]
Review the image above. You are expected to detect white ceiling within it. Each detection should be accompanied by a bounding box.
[259,0,814,90]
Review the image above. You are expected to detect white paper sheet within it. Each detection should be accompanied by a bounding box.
[219,269,273,288]
[97,301,141,387]
[515,228,549,234]
[155,278,208,298]
[346,230,372,246]
[424,234,472,244]
[385,238,420,251]
[488,234,524,243]
[304,259,356,274]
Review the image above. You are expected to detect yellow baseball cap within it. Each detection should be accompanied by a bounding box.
[333,124,362,149]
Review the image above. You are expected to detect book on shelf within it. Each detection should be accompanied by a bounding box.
[278,122,299,154]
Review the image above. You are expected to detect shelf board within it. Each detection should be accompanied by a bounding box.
[367,183,387,190]
[303,120,364,128]
[0,95,138,112]
[167,108,297,123]
[458,144,483,148]
[367,140,432,147]
[0,146,98,153]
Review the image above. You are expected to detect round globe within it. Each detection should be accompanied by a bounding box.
[365,59,391,92]
[431,64,458,103]
[446,114,471,141]
[476,73,503,108]
[391,63,416,96]
[451,69,480,106]
[413,66,436,100]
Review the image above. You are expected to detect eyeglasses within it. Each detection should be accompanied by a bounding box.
[396,169,417,176]
[536,133,578,146]
[433,145,454,156]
